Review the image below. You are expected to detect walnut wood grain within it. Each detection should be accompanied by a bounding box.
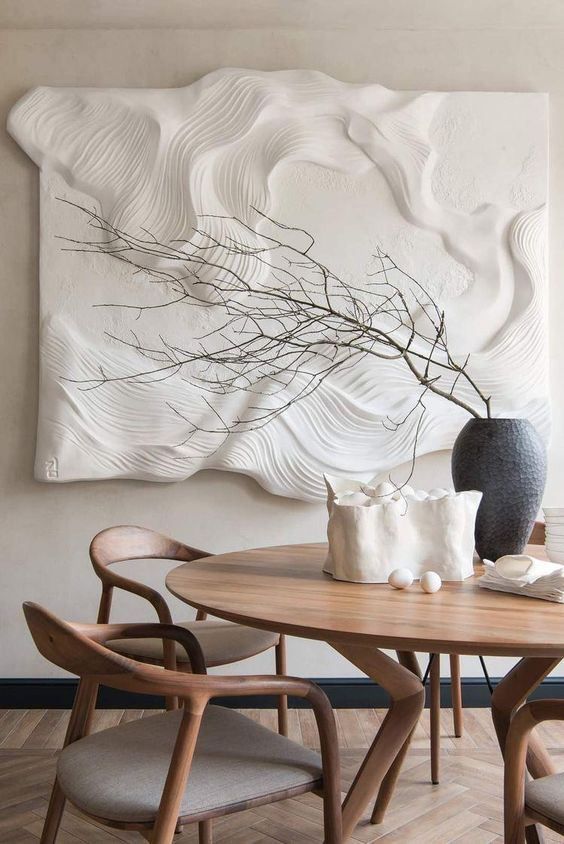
[332,643,424,840]
[370,650,422,824]
[426,521,547,794]
[504,698,564,843]
[166,542,564,657]
[23,603,342,844]
[430,654,441,785]
[166,539,564,841]
[91,525,288,734]
[450,654,463,737]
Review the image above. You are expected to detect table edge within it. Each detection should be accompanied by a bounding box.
[166,563,564,659]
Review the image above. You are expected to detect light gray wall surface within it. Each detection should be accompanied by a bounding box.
[1,1,562,680]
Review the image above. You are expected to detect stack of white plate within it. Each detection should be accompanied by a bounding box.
[543,507,564,564]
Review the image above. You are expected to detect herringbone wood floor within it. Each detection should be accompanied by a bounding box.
[1,707,564,843]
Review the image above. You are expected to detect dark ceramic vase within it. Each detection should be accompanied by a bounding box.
[451,418,547,561]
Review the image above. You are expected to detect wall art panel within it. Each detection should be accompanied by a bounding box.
[7,69,549,500]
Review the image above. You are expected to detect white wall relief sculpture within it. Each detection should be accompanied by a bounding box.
[7,69,549,500]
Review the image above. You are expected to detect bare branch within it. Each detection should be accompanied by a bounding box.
[56,199,490,470]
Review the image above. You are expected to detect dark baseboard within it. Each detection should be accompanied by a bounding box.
[3,676,564,709]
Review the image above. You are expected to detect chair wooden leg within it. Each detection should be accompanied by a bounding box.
[450,654,463,738]
[151,707,204,844]
[430,653,441,785]
[199,819,213,843]
[41,676,99,843]
[275,636,289,737]
[82,681,99,736]
[40,779,66,844]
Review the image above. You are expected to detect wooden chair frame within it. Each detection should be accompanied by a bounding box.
[504,698,564,843]
[90,525,288,733]
[425,520,547,786]
[23,602,342,844]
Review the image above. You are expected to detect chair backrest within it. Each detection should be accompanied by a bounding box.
[90,525,209,569]
[90,526,213,624]
[23,602,210,700]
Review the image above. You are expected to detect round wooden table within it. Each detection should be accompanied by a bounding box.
[166,542,564,843]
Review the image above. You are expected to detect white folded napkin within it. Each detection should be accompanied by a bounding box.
[479,554,564,602]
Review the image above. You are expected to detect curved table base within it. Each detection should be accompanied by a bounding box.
[331,644,424,841]
[333,647,563,844]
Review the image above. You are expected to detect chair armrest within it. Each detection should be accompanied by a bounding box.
[203,674,341,831]
[94,567,174,625]
[504,700,563,841]
[74,621,206,675]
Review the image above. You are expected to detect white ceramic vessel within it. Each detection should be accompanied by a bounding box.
[324,476,481,583]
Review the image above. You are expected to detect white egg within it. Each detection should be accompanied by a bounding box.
[337,492,372,507]
[414,490,429,501]
[420,571,442,593]
[388,568,414,590]
[401,484,415,498]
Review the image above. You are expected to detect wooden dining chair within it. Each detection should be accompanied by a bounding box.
[90,525,288,734]
[426,520,547,786]
[504,698,564,843]
[23,602,342,844]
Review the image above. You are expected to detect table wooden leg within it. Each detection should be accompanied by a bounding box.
[430,653,441,785]
[371,730,416,827]
[332,644,425,841]
[450,654,463,738]
[491,656,561,844]
[370,651,422,824]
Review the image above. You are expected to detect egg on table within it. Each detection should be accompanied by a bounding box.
[420,571,442,593]
[387,568,414,590]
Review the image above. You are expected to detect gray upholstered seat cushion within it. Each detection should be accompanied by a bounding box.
[526,772,564,825]
[107,619,279,667]
[57,706,322,824]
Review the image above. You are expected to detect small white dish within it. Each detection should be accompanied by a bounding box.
[543,507,564,517]
[546,525,564,535]
[546,550,564,564]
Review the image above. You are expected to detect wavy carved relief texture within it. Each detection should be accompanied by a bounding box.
[7,69,549,500]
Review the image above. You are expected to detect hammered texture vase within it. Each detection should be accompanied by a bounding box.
[451,418,547,561]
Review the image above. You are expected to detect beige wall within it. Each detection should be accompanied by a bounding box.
[1,1,563,680]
